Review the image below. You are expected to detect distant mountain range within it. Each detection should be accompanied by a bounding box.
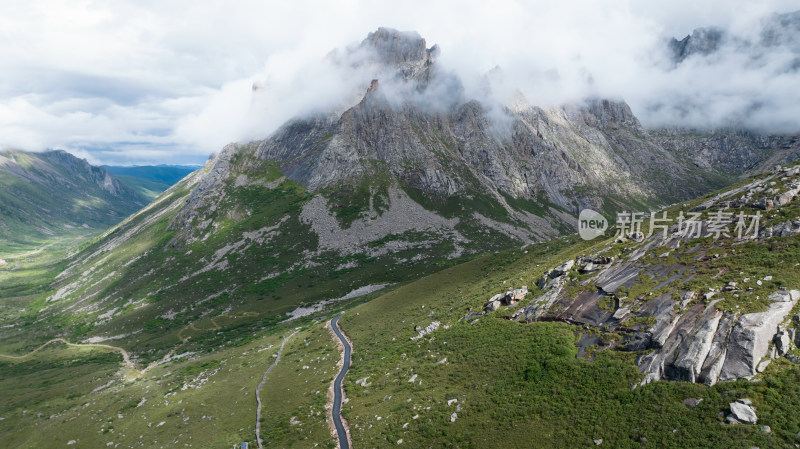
[103,165,200,200]
[103,165,201,185]
[0,150,148,252]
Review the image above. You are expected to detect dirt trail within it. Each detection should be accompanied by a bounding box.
[0,337,134,369]
[255,330,299,449]
[178,311,259,343]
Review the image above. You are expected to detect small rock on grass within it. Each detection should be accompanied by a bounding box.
[683,398,703,408]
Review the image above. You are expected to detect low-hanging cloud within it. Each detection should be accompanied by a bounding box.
[1,0,799,164]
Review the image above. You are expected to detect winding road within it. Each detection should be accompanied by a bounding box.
[330,315,352,449]
[255,330,298,449]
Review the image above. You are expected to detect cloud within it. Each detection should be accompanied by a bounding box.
[0,0,799,164]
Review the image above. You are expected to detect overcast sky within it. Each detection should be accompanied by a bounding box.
[1,0,799,165]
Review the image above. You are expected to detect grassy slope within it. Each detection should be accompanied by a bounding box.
[337,236,800,448]
[0,323,340,448]
[114,175,171,201]
[5,227,800,448]
[10,152,516,365]
[330,163,800,448]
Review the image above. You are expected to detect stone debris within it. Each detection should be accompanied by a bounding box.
[410,321,440,341]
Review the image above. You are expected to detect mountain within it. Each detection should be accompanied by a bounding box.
[669,26,726,64]
[0,150,148,252]
[668,10,800,66]
[18,28,800,355]
[104,165,200,200]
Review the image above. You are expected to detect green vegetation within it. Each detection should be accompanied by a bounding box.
[0,323,338,449]
[323,166,392,228]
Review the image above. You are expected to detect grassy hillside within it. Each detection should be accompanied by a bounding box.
[0,150,147,253]
[114,175,171,201]
[336,238,800,448]
[5,218,799,448]
[330,161,800,448]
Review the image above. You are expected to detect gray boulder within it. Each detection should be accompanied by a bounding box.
[775,191,795,206]
[507,286,528,304]
[672,308,723,382]
[551,260,575,277]
[637,290,799,386]
[485,299,501,313]
[755,198,774,210]
[728,401,757,424]
[462,311,485,321]
[774,220,800,237]
[535,271,551,288]
[580,262,602,273]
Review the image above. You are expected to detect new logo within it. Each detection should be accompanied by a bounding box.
[578,209,607,240]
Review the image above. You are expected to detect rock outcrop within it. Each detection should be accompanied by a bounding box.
[480,163,800,386]
[718,290,798,381]
[484,287,528,312]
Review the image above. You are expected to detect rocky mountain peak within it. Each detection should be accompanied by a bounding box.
[669,27,725,64]
[668,10,800,66]
[359,27,439,82]
[582,98,643,130]
[361,27,437,66]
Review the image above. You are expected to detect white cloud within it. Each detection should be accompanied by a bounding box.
[0,0,799,164]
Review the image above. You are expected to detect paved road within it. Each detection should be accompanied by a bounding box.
[330,315,351,449]
[255,330,298,449]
